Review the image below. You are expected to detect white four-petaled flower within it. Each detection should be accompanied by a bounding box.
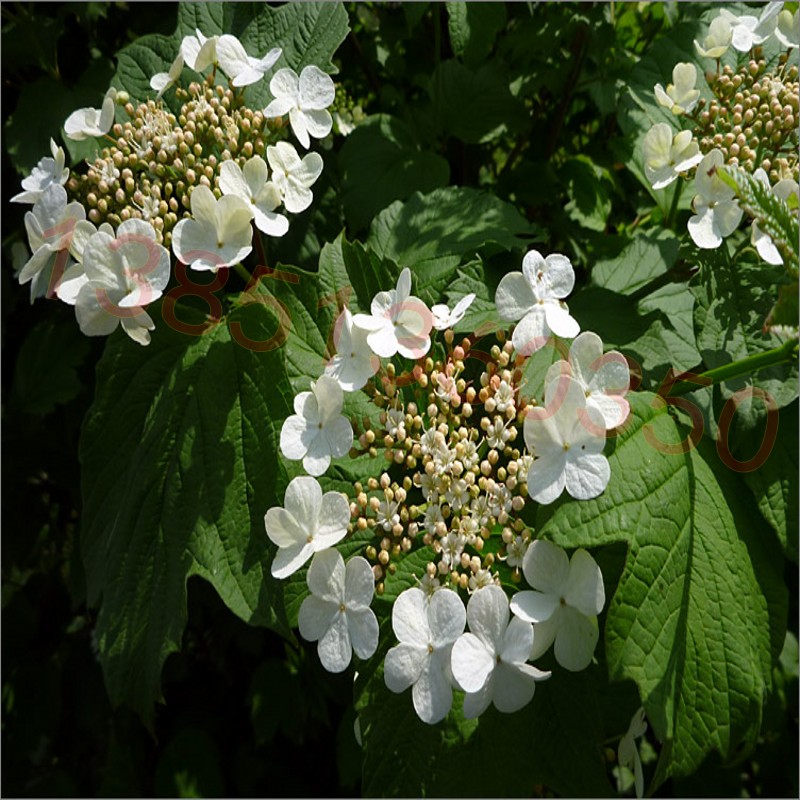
[451,585,550,718]
[694,16,733,59]
[524,374,610,504]
[353,268,433,360]
[719,3,781,53]
[171,184,254,270]
[218,155,289,237]
[266,141,324,214]
[654,63,700,115]
[264,476,350,578]
[11,139,69,204]
[279,374,354,476]
[324,307,380,391]
[687,149,743,250]
[510,540,605,671]
[64,88,117,141]
[298,549,379,673]
[495,250,579,356]
[431,293,476,331]
[181,29,219,72]
[642,124,703,190]
[384,587,466,724]
[264,66,336,149]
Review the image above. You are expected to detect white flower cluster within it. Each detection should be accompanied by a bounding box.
[641,1,799,257]
[265,253,631,724]
[12,30,337,346]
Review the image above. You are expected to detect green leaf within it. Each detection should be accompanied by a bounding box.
[445,2,507,69]
[536,392,787,780]
[339,114,450,232]
[559,155,614,233]
[592,230,679,296]
[80,301,295,727]
[427,59,528,144]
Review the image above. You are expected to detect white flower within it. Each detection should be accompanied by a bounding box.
[642,124,703,190]
[264,66,335,149]
[439,532,467,570]
[384,587,466,724]
[775,8,800,49]
[431,293,476,331]
[618,707,648,799]
[11,139,69,204]
[495,250,579,356]
[264,475,350,578]
[215,34,282,88]
[57,219,170,346]
[654,63,700,115]
[150,51,184,98]
[266,141,323,214]
[694,16,733,59]
[524,374,610,504]
[510,540,605,671]
[751,169,800,265]
[64,87,116,141]
[353,268,434,360]
[324,307,380,391]
[279,374,353,476]
[171,184,253,270]
[298,549,379,673]
[181,29,218,72]
[218,155,289,237]
[545,331,630,430]
[720,3,782,52]
[451,585,550,718]
[468,569,496,593]
[504,535,529,568]
[19,184,85,301]
[687,149,743,250]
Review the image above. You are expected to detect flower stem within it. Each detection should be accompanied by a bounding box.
[665,179,682,229]
[233,262,252,285]
[668,336,798,397]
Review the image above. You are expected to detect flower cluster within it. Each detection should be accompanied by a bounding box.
[265,252,631,723]
[12,31,337,345]
[642,1,799,255]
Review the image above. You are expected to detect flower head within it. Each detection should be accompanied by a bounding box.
[353,268,434,360]
[11,139,69,204]
[266,141,323,214]
[719,4,781,52]
[451,585,550,718]
[523,374,610,504]
[215,34,282,87]
[510,540,605,671]
[642,124,703,190]
[495,250,579,356]
[654,63,700,115]
[264,66,335,149]
[694,16,733,59]
[264,476,350,578]
[431,293,476,331]
[279,374,353,476]
[171,184,254,270]
[687,149,743,250]
[219,155,289,237]
[298,549,379,672]
[64,87,117,141]
[384,587,466,724]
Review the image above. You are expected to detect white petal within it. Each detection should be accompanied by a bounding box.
[688,204,722,249]
[215,34,250,78]
[462,680,493,719]
[499,616,534,664]
[451,633,494,693]
[299,65,336,109]
[428,588,466,646]
[385,643,427,692]
[392,587,431,646]
[542,253,576,298]
[289,108,311,149]
[302,439,332,477]
[526,453,567,504]
[412,658,454,724]
[344,556,375,610]
[510,589,560,624]
[283,474,323,528]
[298,594,339,641]
[264,506,306,548]
[565,549,605,616]
[491,661,537,713]
[495,271,536,321]
[466,584,508,651]
[544,301,580,338]
[511,308,549,356]
[529,614,559,660]
[280,414,311,460]
[307,548,346,602]
[315,492,350,548]
[270,540,314,578]
[219,160,250,200]
[318,612,352,673]
[553,606,599,671]
[347,607,379,659]
[302,108,333,140]
[564,452,610,500]
[269,67,300,102]
[522,539,569,595]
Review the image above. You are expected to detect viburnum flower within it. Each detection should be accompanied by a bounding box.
[618,707,648,799]
[523,374,610,504]
[510,540,605,671]
[751,169,800,266]
[266,141,323,214]
[19,184,86,301]
[687,149,743,250]
[279,374,353,476]
[431,293,476,331]
[384,587,466,724]
[545,331,630,429]
[171,185,253,270]
[218,156,289,237]
[775,8,800,49]
[719,3,781,53]
[11,139,69,204]
[694,16,733,59]
[654,63,700,115]
[64,87,117,141]
[353,268,434,360]
[451,585,550,718]
[150,51,184,97]
[495,250,579,356]
[215,34,282,88]
[263,66,335,149]
[55,218,171,346]
[642,124,703,190]
[181,29,218,72]
[298,549,379,673]
[264,476,350,578]
[324,308,380,391]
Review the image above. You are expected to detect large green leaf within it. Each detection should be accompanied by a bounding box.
[80,301,295,727]
[445,2,507,69]
[536,392,787,781]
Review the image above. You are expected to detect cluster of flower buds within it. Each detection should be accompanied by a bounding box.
[695,56,799,181]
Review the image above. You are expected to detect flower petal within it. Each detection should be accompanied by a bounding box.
[495,272,536,321]
[522,539,570,595]
[565,548,605,617]
[412,658,454,724]
[510,589,560,624]
[344,556,375,610]
[315,491,350,548]
[564,452,610,500]
[553,606,599,671]
[283,475,323,527]
[318,612,352,673]
[392,588,431,646]
[491,661,537,713]
[428,588,466,646]
[451,632,494,693]
[499,616,534,664]
[298,594,339,641]
[384,643,427,692]
[347,607,379,660]
[307,547,346,602]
